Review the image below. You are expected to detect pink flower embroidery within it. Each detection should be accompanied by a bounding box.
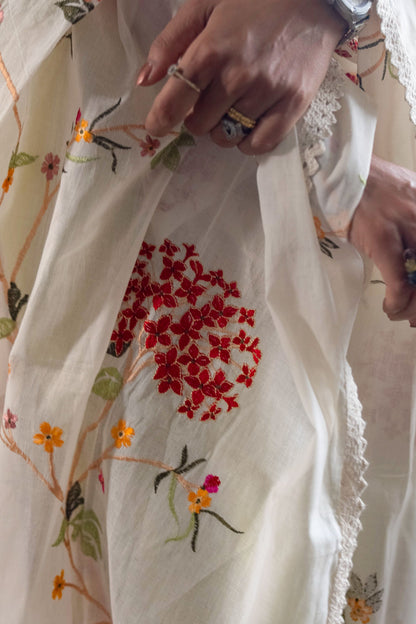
[203,474,221,493]
[139,134,160,157]
[3,409,17,429]
[41,153,60,180]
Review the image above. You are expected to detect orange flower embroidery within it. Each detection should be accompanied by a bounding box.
[111,419,135,448]
[188,488,211,514]
[74,119,93,143]
[52,570,65,600]
[33,422,64,453]
[2,168,14,193]
[347,597,373,624]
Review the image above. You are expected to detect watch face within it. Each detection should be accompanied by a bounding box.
[338,0,372,20]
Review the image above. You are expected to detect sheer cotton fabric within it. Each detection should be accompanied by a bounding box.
[0,1,414,623]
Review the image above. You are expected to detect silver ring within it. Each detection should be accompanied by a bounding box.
[221,108,257,142]
[167,64,201,94]
[221,117,250,141]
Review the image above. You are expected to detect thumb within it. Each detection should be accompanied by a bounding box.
[370,235,413,317]
[137,0,209,86]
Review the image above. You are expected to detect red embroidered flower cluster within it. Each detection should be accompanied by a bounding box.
[108,240,262,421]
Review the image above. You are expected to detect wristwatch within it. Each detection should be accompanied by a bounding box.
[326,0,373,44]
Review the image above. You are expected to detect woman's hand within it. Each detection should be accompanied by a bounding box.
[349,155,416,325]
[138,0,345,154]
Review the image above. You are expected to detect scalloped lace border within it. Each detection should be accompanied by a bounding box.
[376,0,416,125]
[327,362,368,624]
[299,58,345,191]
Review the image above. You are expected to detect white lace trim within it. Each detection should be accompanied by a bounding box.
[299,59,345,191]
[327,362,368,624]
[376,0,416,125]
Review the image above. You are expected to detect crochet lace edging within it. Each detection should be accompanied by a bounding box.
[299,58,345,192]
[376,0,416,125]
[327,362,368,624]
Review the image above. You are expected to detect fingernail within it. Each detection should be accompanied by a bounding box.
[136,61,152,86]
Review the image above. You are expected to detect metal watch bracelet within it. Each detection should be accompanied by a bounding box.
[326,0,373,44]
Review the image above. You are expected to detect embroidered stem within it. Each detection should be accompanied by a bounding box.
[125,354,153,383]
[106,455,199,493]
[75,443,114,484]
[67,400,113,490]
[0,256,9,307]
[64,538,112,619]
[49,450,64,501]
[0,427,64,501]
[77,447,199,492]
[359,29,383,42]
[67,351,133,490]
[359,49,386,78]
[10,180,60,283]
[0,52,19,104]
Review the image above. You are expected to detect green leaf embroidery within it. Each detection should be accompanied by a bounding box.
[167,473,180,531]
[70,507,102,560]
[165,513,195,544]
[52,518,69,547]
[200,509,244,534]
[191,512,199,552]
[175,131,195,147]
[0,318,16,339]
[65,152,100,164]
[150,129,195,171]
[80,533,98,560]
[151,144,180,171]
[9,152,38,168]
[92,367,123,400]
[82,520,102,557]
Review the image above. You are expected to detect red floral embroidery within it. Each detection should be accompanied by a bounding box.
[238,307,255,327]
[154,347,182,395]
[159,239,180,257]
[108,241,262,421]
[140,241,155,260]
[209,335,231,364]
[178,343,210,375]
[171,311,201,351]
[144,315,172,349]
[236,364,256,388]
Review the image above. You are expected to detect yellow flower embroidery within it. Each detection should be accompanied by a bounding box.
[52,570,65,600]
[74,119,93,143]
[2,168,14,193]
[33,422,64,453]
[111,419,135,449]
[188,488,211,514]
[348,597,373,624]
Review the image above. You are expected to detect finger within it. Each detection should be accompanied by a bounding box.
[201,84,283,148]
[145,25,227,136]
[238,90,308,155]
[369,228,415,317]
[388,291,416,322]
[138,0,211,86]
[185,62,276,135]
